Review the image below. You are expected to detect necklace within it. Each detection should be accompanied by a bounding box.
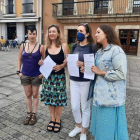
[28,42,37,58]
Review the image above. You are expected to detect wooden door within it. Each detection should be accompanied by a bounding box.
[63,0,74,16]
[119,30,139,55]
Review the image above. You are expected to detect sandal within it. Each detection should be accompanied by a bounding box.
[47,121,55,132]
[23,112,32,125]
[29,113,37,125]
[53,120,61,133]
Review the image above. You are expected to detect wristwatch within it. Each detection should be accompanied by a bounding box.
[16,71,21,75]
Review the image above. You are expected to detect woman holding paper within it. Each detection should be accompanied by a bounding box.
[17,26,45,125]
[40,24,70,133]
[89,25,128,140]
[68,23,95,140]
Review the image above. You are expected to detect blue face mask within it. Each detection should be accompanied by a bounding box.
[77,32,85,42]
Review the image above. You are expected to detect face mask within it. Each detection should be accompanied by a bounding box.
[77,32,85,42]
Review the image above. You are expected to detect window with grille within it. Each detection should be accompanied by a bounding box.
[94,1,108,14]
[133,0,140,13]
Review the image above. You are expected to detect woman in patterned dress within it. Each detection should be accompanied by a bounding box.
[39,24,70,133]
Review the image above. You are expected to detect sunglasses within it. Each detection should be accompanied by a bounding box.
[52,24,59,27]
[81,23,88,26]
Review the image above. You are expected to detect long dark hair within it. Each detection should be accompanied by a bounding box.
[76,23,94,45]
[95,24,121,52]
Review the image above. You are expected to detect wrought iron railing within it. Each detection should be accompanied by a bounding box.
[4,5,14,14]
[52,0,140,18]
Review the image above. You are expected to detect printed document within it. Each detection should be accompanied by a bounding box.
[39,55,56,79]
[84,54,95,80]
[67,54,79,77]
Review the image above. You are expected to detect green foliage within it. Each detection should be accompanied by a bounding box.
[68,43,73,53]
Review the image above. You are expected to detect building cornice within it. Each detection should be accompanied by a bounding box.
[0,17,40,23]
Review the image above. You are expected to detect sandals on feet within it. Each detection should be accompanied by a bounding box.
[47,121,55,132]
[29,113,37,125]
[23,112,32,125]
[53,121,61,133]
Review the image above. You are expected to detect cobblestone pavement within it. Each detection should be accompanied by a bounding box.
[0,48,140,140]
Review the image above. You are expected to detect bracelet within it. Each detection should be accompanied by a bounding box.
[16,71,21,75]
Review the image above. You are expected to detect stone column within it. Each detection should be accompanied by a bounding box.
[73,0,78,15]
[126,0,133,13]
[16,23,25,43]
[36,22,38,42]
[57,0,63,16]
[1,23,7,40]
[108,1,113,14]
[88,0,94,15]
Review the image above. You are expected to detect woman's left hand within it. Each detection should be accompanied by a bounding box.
[53,65,63,72]
[39,74,43,79]
[77,61,84,67]
[80,66,85,73]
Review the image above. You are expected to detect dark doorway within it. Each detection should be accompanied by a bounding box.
[7,23,16,40]
[68,29,77,44]
[119,30,139,55]
[63,0,74,16]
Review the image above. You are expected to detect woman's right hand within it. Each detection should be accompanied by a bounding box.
[38,59,44,65]
[18,73,23,78]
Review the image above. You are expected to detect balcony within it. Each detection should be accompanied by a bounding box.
[3,5,16,18]
[21,0,36,17]
[52,0,140,23]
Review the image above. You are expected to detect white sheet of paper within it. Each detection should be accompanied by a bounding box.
[84,54,95,80]
[67,54,79,77]
[39,55,56,79]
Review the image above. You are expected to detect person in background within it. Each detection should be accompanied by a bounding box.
[0,36,6,51]
[89,24,128,140]
[68,23,95,140]
[12,36,19,48]
[4,40,10,51]
[17,26,45,125]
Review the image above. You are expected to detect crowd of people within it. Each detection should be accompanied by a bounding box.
[16,24,129,140]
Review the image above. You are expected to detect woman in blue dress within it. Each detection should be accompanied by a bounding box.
[89,25,129,140]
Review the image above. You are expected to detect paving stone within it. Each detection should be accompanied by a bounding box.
[18,135,29,140]
[29,132,39,138]
[0,99,14,109]
[34,135,46,140]
[12,132,23,139]
[2,135,13,140]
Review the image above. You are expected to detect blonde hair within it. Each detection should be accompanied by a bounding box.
[45,24,64,49]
